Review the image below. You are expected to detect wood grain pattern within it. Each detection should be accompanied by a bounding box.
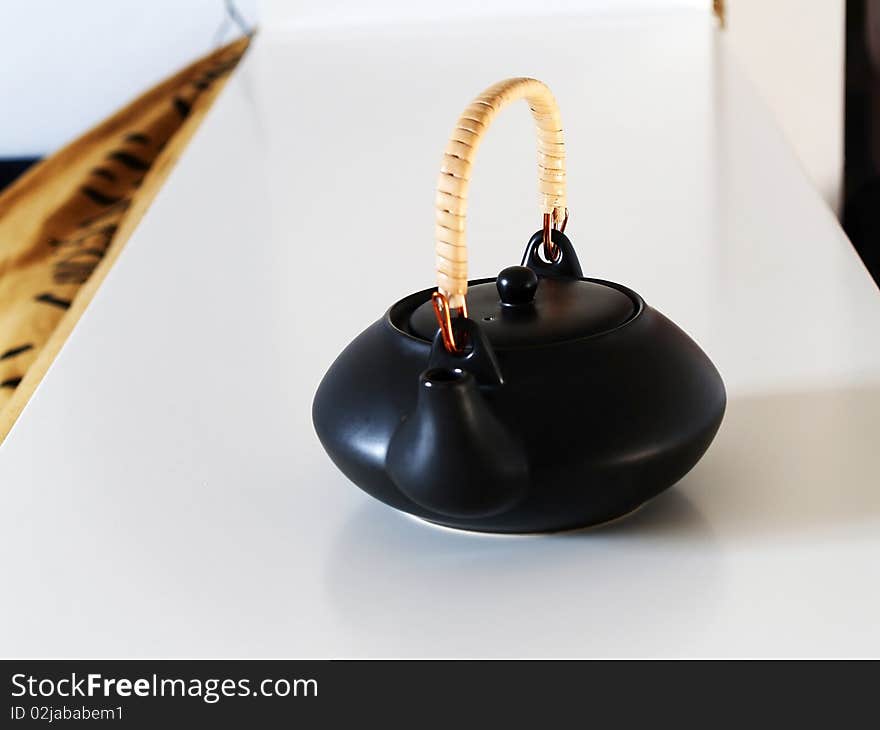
[0,37,250,443]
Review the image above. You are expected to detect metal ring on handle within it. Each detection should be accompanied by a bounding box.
[433,77,568,352]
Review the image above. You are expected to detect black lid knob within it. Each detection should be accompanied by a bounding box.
[496,266,538,306]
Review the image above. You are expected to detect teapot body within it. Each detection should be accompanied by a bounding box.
[312,278,726,533]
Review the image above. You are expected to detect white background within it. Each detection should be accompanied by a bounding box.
[725,0,844,212]
[0,0,258,157]
[0,0,844,212]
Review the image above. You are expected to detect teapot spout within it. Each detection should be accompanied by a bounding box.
[386,368,528,519]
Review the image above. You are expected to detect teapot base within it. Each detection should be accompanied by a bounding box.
[415,499,648,535]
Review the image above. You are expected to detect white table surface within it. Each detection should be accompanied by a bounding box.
[3,10,880,658]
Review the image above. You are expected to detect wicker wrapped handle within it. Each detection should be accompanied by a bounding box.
[435,77,567,309]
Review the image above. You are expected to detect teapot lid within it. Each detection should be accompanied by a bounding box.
[408,266,636,349]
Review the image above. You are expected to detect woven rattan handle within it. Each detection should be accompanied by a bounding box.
[435,77,567,309]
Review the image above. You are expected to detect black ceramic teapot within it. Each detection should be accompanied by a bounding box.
[313,78,725,533]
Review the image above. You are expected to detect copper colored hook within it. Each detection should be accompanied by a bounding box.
[542,208,569,262]
[431,291,468,354]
